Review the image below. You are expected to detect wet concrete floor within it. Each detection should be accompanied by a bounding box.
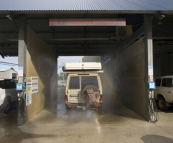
[0,87,173,143]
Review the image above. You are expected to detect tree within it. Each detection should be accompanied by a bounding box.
[10,67,15,71]
[58,72,67,80]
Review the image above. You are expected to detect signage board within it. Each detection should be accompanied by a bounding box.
[16,83,24,91]
[31,76,38,93]
[148,66,153,76]
[148,82,156,90]
[26,93,32,106]
[18,67,23,77]
[49,18,126,26]
[26,76,38,94]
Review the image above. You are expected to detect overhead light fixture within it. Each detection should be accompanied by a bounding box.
[6,15,13,20]
[158,15,165,20]
[153,14,165,20]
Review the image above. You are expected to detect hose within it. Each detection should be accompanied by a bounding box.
[148,98,159,123]
[17,93,25,125]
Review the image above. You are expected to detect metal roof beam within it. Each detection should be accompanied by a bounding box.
[119,25,144,53]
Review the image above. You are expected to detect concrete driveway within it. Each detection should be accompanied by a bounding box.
[0,87,173,143]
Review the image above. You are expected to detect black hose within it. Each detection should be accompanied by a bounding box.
[17,96,25,125]
[148,98,159,123]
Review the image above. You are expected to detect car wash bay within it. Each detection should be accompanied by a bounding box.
[0,13,173,142]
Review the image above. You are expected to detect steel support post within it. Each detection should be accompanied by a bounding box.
[144,15,153,83]
[17,15,27,125]
[144,15,157,122]
[18,15,27,69]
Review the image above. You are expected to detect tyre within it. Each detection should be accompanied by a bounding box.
[2,97,11,113]
[81,85,100,102]
[158,96,168,111]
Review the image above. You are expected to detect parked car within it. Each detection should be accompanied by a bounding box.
[58,81,66,86]
[154,76,173,110]
[60,81,66,86]
[63,62,103,112]
[0,79,18,114]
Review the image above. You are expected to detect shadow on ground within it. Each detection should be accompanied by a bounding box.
[141,135,173,143]
[0,111,55,143]
[99,101,146,124]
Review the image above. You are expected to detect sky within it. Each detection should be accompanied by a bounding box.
[0,56,83,73]
[58,56,82,73]
[0,56,18,71]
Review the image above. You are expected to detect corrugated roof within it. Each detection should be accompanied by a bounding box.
[0,0,173,12]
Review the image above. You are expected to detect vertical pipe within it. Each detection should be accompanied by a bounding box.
[18,15,27,72]
[144,15,153,93]
[144,15,156,122]
[17,15,27,125]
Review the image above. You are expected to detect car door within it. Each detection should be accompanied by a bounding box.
[80,75,100,102]
[161,78,173,103]
[67,76,80,103]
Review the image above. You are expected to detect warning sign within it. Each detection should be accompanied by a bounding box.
[26,93,32,106]
[148,66,153,76]
[18,67,23,76]
[26,76,38,94]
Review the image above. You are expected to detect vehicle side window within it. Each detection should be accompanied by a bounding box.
[161,78,172,87]
[12,73,17,79]
[69,76,80,89]
[5,80,16,89]
[0,80,5,89]
[81,76,98,88]
[155,78,161,87]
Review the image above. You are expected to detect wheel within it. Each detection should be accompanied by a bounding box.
[81,85,100,102]
[2,97,11,113]
[158,96,168,111]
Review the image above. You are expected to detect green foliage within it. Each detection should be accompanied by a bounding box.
[57,72,67,80]
[10,67,15,71]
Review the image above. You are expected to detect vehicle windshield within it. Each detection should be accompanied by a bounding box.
[81,76,98,88]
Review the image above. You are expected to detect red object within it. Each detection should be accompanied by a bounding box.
[99,95,103,101]
[49,19,126,26]
[64,95,68,101]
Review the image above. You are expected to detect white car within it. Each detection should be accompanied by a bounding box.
[0,79,18,114]
[154,76,173,110]
[65,74,103,110]
[58,81,66,86]
[63,62,103,112]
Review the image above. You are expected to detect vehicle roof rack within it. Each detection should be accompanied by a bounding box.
[63,62,102,71]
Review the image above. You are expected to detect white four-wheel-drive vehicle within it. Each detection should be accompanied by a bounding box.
[154,76,173,110]
[0,69,18,114]
[58,81,66,86]
[0,79,18,113]
[63,62,103,112]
